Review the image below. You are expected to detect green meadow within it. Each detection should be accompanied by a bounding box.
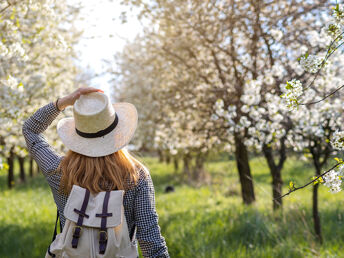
[1,156,344,258]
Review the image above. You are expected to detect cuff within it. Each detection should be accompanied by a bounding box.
[49,101,62,116]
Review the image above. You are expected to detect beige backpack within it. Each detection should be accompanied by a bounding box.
[45,185,138,258]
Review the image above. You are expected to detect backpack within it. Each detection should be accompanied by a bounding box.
[45,185,138,258]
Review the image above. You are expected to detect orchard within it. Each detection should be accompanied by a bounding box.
[2,0,344,257]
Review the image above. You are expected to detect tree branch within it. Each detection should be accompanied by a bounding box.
[275,162,342,200]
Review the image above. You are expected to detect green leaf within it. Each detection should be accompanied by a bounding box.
[289,181,295,191]
[334,157,343,164]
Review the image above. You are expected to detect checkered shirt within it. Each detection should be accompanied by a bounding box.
[22,102,169,258]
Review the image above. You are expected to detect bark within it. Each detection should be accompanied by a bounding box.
[183,154,192,182]
[192,154,206,182]
[262,144,284,210]
[7,148,14,189]
[309,139,329,244]
[29,157,34,177]
[165,153,171,164]
[158,149,164,163]
[312,158,323,244]
[173,157,179,172]
[18,156,26,183]
[234,133,255,204]
[35,160,40,174]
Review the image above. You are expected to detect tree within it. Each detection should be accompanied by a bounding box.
[0,0,82,185]
[118,0,330,206]
[280,2,344,242]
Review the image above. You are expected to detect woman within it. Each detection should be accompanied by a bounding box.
[22,87,169,257]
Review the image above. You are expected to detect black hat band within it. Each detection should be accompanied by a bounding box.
[75,113,119,138]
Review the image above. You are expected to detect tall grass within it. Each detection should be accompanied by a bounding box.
[1,156,344,257]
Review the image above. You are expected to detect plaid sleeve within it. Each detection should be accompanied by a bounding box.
[134,169,169,258]
[22,102,63,186]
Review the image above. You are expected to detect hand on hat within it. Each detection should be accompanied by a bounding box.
[56,87,104,111]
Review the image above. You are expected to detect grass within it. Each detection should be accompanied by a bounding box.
[1,156,344,257]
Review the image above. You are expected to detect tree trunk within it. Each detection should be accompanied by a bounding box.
[313,165,323,244]
[29,157,34,177]
[18,156,26,183]
[7,149,14,189]
[272,171,283,210]
[35,160,40,174]
[173,157,179,172]
[165,153,171,164]
[234,133,255,204]
[192,154,206,182]
[183,154,192,182]
[158,149,164,163]
[263,145,283,210]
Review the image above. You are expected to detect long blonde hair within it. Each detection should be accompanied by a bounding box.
[58,148,147,194]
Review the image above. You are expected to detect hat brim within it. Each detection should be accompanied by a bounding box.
[57,102,138,157]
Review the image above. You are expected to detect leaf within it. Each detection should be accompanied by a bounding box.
[312,176,324,185]
[334,157,343,164]
[289,181,295,191]
[312,176,319,185]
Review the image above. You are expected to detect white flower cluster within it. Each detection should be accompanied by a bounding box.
[299,54,324,73]
[323,165,344,193]
[270,28,283,42]
[240,80,261,105]
[281,79,303,111]
[213,99,237,128]
[324,22,342,39]
[333,4,344,25]
[331,130,344,150]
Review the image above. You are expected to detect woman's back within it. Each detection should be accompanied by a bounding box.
[22,88,169,257]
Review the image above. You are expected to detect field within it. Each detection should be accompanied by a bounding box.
[1,156,344,258]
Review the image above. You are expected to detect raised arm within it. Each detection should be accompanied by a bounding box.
[22,87,103,190]
[134,169,170,258]
[22,101,63,176]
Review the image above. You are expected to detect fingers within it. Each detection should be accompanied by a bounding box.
[79,87,104,95]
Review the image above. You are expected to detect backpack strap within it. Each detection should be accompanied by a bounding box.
[47,209,62,257]
[96,191,112,254]
[72,188,90,249]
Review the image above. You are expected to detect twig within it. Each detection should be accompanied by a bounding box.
[0,0,18,14]
[274,162,342,200]
[303,31,344,92]
[0,4,11,14]
[300,84,344,105]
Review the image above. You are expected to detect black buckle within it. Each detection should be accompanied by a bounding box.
[73,226,82,238]
[99,230,108,242]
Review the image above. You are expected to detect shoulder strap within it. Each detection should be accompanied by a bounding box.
[47,209,61,257]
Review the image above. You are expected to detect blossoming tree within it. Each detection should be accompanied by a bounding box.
[0,0,80,188]
[118,0,332,207]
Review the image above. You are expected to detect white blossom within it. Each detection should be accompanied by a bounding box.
[331,130,344,150]
[322,165,344,193]
[270,28,283,41]
[299,54,324,73]
[281,79,303,111]
[332,4,344,25]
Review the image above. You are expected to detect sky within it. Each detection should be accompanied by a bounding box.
[69,0,143,99]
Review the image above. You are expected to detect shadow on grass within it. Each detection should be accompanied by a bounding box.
[0,174,51,193]
[159,203,344,257]
[0,221,54,258]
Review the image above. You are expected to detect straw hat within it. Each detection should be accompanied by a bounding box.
[57,92,138,157]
